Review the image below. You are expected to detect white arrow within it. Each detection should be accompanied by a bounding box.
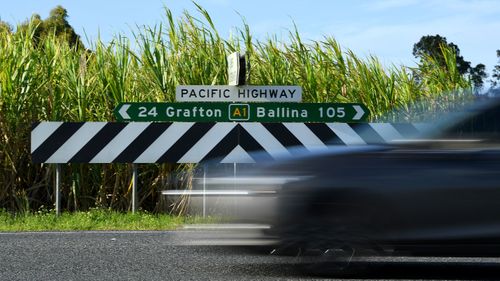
[118,104,131,119]
[352,105,365,120]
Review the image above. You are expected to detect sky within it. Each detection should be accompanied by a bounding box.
[2,0,500,78]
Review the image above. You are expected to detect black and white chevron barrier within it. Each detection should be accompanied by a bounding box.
[31,122,429,164]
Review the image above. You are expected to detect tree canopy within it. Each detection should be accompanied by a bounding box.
[413,35,487,90]
[492,50,500,88]
[16,5,84,49]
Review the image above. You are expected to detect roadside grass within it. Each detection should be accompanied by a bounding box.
[0,209,216,232]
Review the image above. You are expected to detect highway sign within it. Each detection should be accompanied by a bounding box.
[176,85,302,102]
[114,102,369,123]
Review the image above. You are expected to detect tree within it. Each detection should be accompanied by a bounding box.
[492,50,500,88]
[413,35,470,75]
[17,5,84,49]
[413,35,485,90]
[44,6,83,48]
[16,14,45,45]
[470,63,487,90]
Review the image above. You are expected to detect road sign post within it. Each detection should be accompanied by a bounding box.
[228,52,247,86]
[202,165,207,218]
[132,164,138,213]
[55,164,61,216]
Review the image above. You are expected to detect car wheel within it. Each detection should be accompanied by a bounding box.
[298,247,368,277]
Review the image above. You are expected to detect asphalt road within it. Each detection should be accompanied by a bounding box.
[1,231,500,280]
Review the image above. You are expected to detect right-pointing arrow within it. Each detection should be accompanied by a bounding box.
[118,104,131,119]
[352,105,365,120]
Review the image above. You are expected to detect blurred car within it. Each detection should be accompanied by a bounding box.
[244,97,500,274]
[184,97,500,275]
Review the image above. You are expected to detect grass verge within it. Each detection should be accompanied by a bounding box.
[0,209,214,232]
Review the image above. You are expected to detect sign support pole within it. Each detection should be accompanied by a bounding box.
[55,164,61,216]
[202,165,207,218]
[233,162,237,211]
[132,164,138,213]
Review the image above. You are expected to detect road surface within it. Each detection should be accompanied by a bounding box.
[1,231,500,280]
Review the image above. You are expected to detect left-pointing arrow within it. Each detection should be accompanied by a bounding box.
[118,104,131,119]
[352,105,365,120]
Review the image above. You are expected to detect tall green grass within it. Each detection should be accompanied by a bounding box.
[0,5,472,213]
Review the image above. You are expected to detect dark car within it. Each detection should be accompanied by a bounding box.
[256,97,500,273]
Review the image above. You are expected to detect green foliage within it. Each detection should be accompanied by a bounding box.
[0,209,197,231]
[492,50,500,88]
[16,5,84,49]
[413,34,485,90]
[0,5,472,213]
[0,20,12,34]
[470,63,487,90]
[413,35,470,75]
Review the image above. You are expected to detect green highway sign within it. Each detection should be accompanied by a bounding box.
[114,102,369,123]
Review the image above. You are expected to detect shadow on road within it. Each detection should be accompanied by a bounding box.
[231,261,500,280]
[362,262,500,280]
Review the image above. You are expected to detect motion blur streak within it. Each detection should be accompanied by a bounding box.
[167,97,500,276]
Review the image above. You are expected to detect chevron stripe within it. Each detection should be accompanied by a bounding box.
[240,123,291,158]
[31,122,63,152]
[283,123,328,152]
[391,123,421,139]
[134,122,194,163]
[31,122,429,164]
[69,123,127,162]
[90,122,150,163]
[178,123,237,163]
[156,123,215,163]
[350,123,385,144]
[369,123,404,142]
[46,122,107,163]
[327,123,366,145]
[114,123,171,163]
[261,123,305,149]
[196,124,272,162]
[221,145,255,163]
[32,123,84,163]
[305,123,344,145]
